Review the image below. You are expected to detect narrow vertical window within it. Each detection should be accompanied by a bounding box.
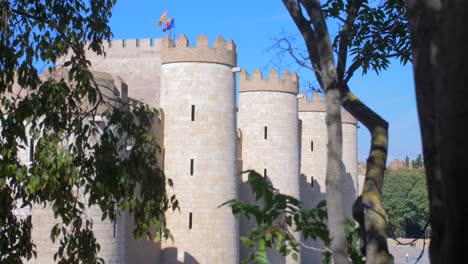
[311,141,314,152]
[264,126,268,139]
[191,105,195,121]
[311,176,314,187]
[190,159,194,175]
[113,221,116,238]
[29,138,34,161]
[264,169,267,178]
[189,212,193,229]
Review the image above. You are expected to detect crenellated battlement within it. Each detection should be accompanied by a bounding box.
[104,38,159,49]
[160,34,237,66]
[239,68,298,94]
[78,38,163,60]
[298,92,357,124]
[298,92,326,112]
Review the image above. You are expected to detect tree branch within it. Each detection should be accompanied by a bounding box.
[336,0,365,80]
[10,7,49,23]
[286,229,333,253]
[282,0,323,85]
[344,20,403,82]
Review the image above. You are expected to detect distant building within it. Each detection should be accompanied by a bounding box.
[389,159,415,171]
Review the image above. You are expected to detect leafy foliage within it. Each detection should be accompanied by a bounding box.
[323,0,411,77]
[0,1,176,263]
[412,154,423,169]
[222,171,364,263]
[382,168,429,238]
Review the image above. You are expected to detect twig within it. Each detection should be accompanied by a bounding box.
[286,229,332,253]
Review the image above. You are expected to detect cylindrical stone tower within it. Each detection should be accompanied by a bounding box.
[298,92,358,214]
[341,111,358,215]
[238,68,300,263]
[298,92,358,263]
[159,34,239,264]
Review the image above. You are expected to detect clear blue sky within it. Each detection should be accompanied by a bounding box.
[108,0,422,162]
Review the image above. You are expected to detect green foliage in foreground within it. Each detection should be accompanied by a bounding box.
[382,168,429,238]
[0,1,176,263]
[222,171,364,264]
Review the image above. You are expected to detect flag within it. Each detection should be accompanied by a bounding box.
[158,11,167,27]
[168,18,175,31]
[163,17,174,32]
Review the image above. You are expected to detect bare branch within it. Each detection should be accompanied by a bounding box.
[282,0,323,84]
[286,229,333,253]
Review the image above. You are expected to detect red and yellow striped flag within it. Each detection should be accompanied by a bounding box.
[158,11,167,27]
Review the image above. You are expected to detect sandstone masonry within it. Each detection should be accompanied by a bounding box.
[27,34,358,264]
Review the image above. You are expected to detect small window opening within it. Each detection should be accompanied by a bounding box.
[189,212,193,229]
[264,169,267,178]
[113,221,116,238]
[311,176,314,187]
[264,126,268,139]
[190,159,194,175]
[29,138,34,162]
[191,105,195,121]
[311,141,314,152]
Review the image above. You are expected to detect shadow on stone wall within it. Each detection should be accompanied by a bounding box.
[125,211,161,264]
[341,162,357,217]
[160,247,199,264]
[238,174,286,264]
[300,173,326,264]
[299,163,357,264]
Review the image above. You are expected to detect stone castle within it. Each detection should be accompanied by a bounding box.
[27,34,358,264]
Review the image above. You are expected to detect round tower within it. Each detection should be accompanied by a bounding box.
[341,111,358,211]
[298,92,358,262]
[159,34,238,263]
[297,92,358,214]
[237,68,300,263]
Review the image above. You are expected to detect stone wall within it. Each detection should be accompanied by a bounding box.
[69,38,163,108]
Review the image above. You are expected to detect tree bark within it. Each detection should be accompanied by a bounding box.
[340,85,394,264]
[281,1,350,263]
[407,0,468,263]
[324,77,349,264]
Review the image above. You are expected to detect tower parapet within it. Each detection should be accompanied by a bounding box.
[81,38,162,58]
[239,69,298,94]
[298,92,357,124]
[160,34,237,66]
[298,92,326,112]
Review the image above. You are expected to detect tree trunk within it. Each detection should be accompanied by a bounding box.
[340,86,394,264]
[407,0,468,263]
[280,1,350,263]
[325,81,349,264]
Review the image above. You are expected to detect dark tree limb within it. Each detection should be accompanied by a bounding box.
[340,83,394,264]
[407,0,468,263]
